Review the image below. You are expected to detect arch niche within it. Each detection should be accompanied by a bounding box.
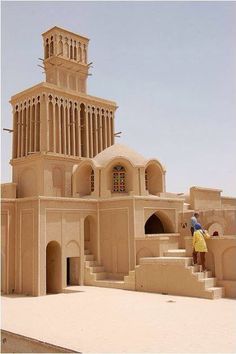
[144,212,174,234]
[145,162,164,195]
[84,215,97,256]
[46,241,61,294]
[208,222,223,236]
[74,164,94,197]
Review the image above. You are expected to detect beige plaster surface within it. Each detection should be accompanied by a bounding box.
[2,286,236,353]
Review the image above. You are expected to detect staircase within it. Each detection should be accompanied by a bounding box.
[162,249,224,299]
[84,250,135,290]
[84,249,224,299]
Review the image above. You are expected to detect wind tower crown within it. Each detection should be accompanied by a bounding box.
[42,26,90,93]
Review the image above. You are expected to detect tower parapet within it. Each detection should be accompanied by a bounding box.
[42,26,90,93]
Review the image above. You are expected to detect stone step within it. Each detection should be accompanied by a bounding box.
[84,254,94,261]
[84,260,99,267]
[188,265,202,273]
[192,271,213,280]
[207,287,225,299]
[140,257,192,267]
[90,266,105,273]
[199,277,216,289]
[92,279,125,289]
[94,272,107,280]
[84,249,90,255]
[164,249,186,257]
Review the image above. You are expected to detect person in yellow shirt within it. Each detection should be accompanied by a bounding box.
[192,223,210,272]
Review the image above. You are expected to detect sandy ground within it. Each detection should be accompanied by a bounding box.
[1,286,236,353]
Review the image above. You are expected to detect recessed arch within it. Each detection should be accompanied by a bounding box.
[144,211,174,234]
[84,215,97,257]
[145,214,164,234]
[145,161,165,195]
[73,163,95,197]
[46,241,61,294]
[208,222,224,236]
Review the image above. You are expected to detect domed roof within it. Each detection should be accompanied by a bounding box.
[93,144,147,167]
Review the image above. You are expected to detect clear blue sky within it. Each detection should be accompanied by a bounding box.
[1,1,236,196]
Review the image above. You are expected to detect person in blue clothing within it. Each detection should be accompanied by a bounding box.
[190,212,199,236]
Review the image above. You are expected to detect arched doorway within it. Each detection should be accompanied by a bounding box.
[46,241,61,294]
[145,214,165,234]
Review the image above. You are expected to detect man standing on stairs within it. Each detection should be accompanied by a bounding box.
[190,212,199,236]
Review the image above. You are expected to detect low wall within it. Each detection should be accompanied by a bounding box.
[135,234,180,264]
[1,330,78,353]
[185,236,236,298]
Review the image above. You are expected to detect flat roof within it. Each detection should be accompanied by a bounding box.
[42,26,89,42]
[2,286,235,353]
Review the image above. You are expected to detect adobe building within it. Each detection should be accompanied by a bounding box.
[1,26,236,300]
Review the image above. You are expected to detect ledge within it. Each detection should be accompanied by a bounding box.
[185,235,236,240]
[136,233,180,241]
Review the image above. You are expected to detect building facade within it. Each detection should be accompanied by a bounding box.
[1,26,236,299]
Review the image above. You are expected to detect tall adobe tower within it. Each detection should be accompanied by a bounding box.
[10,26,117,198]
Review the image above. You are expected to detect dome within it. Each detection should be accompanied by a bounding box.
[93,144,147,167]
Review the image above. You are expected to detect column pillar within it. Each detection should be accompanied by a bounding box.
[111,113,114,145]
[71,103,76,156]
[12,108,18,158]
[89,110,94,157]
[85,106,89,157]
[104,111,108,149]
[99,111,103,153]
[58,103,62,154]
[25,105,29,156]
[19,108,24,157]
[107,111,111,147]
[94,110,98,156]
[63,103,67,154]
[78,104,81,157]
[52,98,56,152]
[66,102,70,155]
[40,94,48,151]
[28,102,32,154]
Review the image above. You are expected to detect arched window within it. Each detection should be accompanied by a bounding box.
[59,40,63,55]
[113,165,126,192]
[145,170,148,190]
[50,37,54,56]
[91,170,94,192]
[45,39,49,59]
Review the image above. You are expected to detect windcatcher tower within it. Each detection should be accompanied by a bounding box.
[10,26,117,197]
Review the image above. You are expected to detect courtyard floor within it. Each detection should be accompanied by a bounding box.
[1,286,236,353]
